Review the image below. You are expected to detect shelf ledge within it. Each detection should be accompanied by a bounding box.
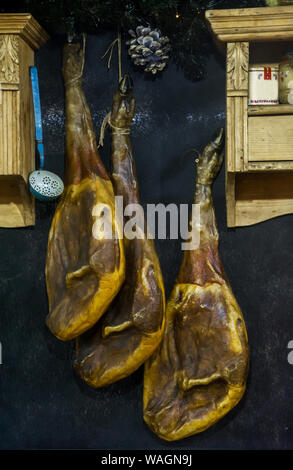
[206,6,293,43]
[248,104,293,115]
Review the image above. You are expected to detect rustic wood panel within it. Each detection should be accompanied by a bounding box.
[226,96,248,172]
[235,96,246,171]
[248,115,293,162]
[235,199,293,226]
[226,96,235,172]
[0,91,20,175]
[234,172,293,226]
[0,176,34,227]
[236,171,293,199]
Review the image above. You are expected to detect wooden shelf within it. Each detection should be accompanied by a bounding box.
[0,14,49,227]
[206,5,293,227]
[248,104,293,116]
[234,172,293,226]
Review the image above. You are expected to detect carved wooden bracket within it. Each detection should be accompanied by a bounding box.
[226,42,249,94]
[0,35,19,84]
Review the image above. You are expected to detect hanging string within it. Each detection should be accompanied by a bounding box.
[99,112,131,148]
[101,37,118,71]
[99,26,129,148]
[117,26,122,83]
[101,26,122,83]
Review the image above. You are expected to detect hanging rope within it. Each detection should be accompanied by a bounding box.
[117,26,122,83]
[101,38,118,71]
[99,112,130,148]
[99,27,128,147]
[101,26,122,82]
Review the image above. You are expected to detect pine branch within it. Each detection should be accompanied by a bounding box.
[0,0,266,80]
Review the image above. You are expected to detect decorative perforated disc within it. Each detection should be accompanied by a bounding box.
[29,170,64,201]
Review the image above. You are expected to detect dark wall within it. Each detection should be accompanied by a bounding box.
[0,33,293,450]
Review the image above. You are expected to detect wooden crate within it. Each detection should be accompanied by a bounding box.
[206,6,293,227]
[0,14,49,227]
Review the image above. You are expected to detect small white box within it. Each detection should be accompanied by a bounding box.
[248,64,279,105]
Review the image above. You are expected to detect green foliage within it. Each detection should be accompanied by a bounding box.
[0,0,266,80]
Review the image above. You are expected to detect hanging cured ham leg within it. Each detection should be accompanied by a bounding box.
[74,75,165,387]
[45,38,125,341]
[143,129,249,441]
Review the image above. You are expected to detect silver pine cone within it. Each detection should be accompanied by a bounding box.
[127,26,171,74]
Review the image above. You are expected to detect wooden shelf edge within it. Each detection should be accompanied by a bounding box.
[226,171,293,226]
[206,5,293,18]
[234,199,293,227]
[0,176,35,228]
[248,104,293,115]
[205,5,293,43]
[0,13,49,50]
[248,162,293,171]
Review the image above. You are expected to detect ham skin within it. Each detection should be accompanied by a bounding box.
[74,75,165,387]
[143,129,249,441]
[45,40,125,341]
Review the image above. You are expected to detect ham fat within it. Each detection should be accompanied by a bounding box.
[143,129,249,440]
[74,75,165,387]
[45,40,125,341]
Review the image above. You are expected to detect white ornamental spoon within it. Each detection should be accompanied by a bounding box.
[29,66,64,201]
